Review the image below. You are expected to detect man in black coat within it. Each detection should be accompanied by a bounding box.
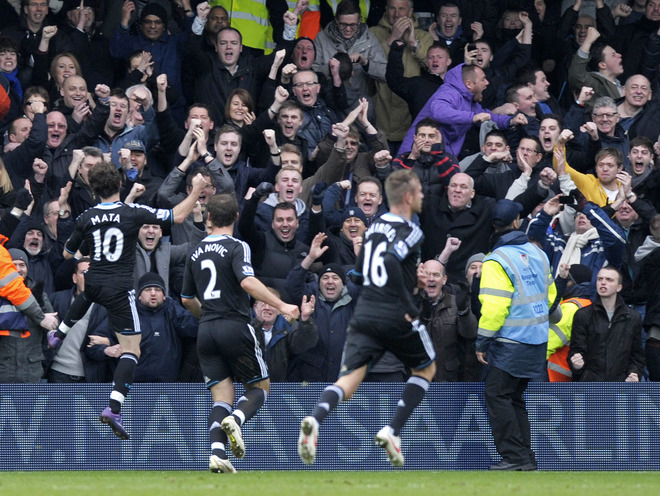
[46,257,91,382]
[386,40,448,119]
[238,191,309,303]
[193,26,276,123]
[569,266,645,381]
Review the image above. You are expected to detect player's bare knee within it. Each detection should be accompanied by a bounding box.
[341,388,355,401]
[210,379,235,404]
[246,378,270,394]
[121,343,141,358]
[117,334,141,356]
[412,361,436,382]
[335,369,364,399]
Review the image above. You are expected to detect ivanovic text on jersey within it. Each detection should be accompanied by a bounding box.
[181,234,255,323]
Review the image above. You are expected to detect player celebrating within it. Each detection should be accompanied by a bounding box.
[49,163,207,440]
[181,194,301,474]
[298,169,436,467]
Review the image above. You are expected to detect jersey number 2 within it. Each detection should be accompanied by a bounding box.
[92,228,124,262]
[201,259,221,300]
[362,240,388,287]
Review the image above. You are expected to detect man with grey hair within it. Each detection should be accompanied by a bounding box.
[291,69,339,153]
[125,84,153,122]
[421,172,496,285]
[617,74,660,141]
[417,257,478,382]
[569,96,630,169]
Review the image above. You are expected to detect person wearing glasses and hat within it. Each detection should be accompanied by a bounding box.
[312,0,386,111]
[110,1,207,123]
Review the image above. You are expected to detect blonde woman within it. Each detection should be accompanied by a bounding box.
[0,156,16,209]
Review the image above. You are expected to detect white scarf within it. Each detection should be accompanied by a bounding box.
[557,227,600,275]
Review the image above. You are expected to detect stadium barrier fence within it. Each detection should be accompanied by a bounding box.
[1,382,658,471]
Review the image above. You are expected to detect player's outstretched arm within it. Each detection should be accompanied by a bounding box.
[241,276,300,321]
[172,173,206,223]
[63,218,85,259]
[181,296,202,319]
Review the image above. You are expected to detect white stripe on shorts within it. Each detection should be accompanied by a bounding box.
[128,289,141,334]
[247,323,268,377]
[414,320,436,361]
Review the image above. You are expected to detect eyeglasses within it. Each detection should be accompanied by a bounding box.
[338,22,360,30]
[592,112,618,119]
[518,146,540,154]
[292,81,319,88]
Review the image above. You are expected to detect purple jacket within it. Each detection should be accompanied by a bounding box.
[399,63,511,157]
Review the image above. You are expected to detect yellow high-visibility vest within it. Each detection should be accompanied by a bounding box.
[211,0,277,53]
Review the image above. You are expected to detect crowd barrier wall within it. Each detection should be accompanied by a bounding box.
[1,382,659,471]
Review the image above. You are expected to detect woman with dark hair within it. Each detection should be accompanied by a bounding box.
[223,88,263,164]
[224,88,255,128]
[0,37,24,133]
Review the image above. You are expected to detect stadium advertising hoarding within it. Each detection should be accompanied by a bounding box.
[1,382,659,471]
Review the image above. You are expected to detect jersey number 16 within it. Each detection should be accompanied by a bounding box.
[362,240,388,287]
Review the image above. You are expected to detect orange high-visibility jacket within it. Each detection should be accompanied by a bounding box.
[547,297,592,382]
[0,234,38,338]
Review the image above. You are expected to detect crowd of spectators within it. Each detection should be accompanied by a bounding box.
[0,0,658,384]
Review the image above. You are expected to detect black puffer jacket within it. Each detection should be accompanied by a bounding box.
[569,294,645,381]
[419,287,478,382]
[251,314,318,382]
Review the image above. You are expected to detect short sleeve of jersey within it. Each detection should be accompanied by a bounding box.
[129,203,173,226]
[231,239,254,282]
[389,221,424,261]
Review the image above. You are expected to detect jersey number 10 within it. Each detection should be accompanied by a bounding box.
[92,228,125,262]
